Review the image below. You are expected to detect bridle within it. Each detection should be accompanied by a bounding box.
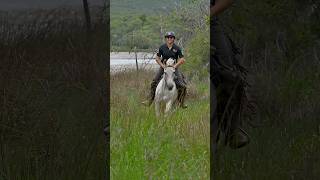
[162,66,175,90]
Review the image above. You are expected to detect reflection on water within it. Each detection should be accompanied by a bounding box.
[110,59,156,65]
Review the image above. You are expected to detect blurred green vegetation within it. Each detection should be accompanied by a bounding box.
[182,29,210,79]
[111,0,173,14]
[111,0,209,54]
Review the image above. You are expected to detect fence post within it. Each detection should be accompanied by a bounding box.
[134,46,139,71]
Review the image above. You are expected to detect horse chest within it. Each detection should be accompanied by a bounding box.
[162,92,173,101]
[155,81,177,102]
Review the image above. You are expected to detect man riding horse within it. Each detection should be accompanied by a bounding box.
[142,31,187,108]
[211,0,256,149]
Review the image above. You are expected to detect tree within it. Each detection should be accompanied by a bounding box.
[82,0,91,32]
[139,14,147,28]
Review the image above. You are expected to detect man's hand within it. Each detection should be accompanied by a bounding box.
[174,58,185,69]
[156,56,166,69]
[211,0,233,17]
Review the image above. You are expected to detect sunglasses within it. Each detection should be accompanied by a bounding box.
[166,36,175,39]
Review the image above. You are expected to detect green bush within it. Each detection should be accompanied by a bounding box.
[183,30,210,80]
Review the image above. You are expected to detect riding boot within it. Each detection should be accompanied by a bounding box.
[228,83,250,149]
[178,87,187,108]
[142,80,158,106]
[228,128,250,149]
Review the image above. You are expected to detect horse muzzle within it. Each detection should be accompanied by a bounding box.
[167,84,174,90]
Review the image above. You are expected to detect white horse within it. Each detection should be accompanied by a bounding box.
[154,58,178,117]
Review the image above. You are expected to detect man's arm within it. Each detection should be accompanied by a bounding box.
[156,55,166,69]
[156,48,166,68]
[210,0,233,16]
[173,58,185,69]
[173,48,185,69]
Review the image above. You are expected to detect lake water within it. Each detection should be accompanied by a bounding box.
[110,52,158,73]
[110,59,156,65]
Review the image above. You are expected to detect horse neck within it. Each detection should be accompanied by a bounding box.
[161,75,167,89]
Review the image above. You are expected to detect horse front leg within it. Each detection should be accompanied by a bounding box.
[155,100,161,118]
[164,100,173,118]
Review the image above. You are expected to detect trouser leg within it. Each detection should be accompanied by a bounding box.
[174,68,187,106]
[149,67,164,102]
[211,18,242,137]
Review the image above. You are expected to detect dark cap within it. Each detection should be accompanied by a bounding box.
[164,31,175,38]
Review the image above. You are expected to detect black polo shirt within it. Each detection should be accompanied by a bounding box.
[156,43,184,63]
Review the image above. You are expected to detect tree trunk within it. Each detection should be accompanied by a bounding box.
[82,0,91,32]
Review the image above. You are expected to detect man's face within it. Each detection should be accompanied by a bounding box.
[166,36,175,44]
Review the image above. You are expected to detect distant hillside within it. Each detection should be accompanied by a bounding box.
[111,0,179,14]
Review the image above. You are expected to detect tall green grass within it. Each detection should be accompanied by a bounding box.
[0,7,108,179]
[214,119,320,179]
[210,1,320,178]
[212,70,320,179]
[110,70,210,179]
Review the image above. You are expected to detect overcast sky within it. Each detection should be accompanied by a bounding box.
[0,0,105,10]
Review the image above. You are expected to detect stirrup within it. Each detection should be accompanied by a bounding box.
[228,128,250,149]
[179,102,188,109]
[141,100,153,106]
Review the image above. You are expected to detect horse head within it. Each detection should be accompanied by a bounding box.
[163,58,176,91]
[166,58,175,67]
